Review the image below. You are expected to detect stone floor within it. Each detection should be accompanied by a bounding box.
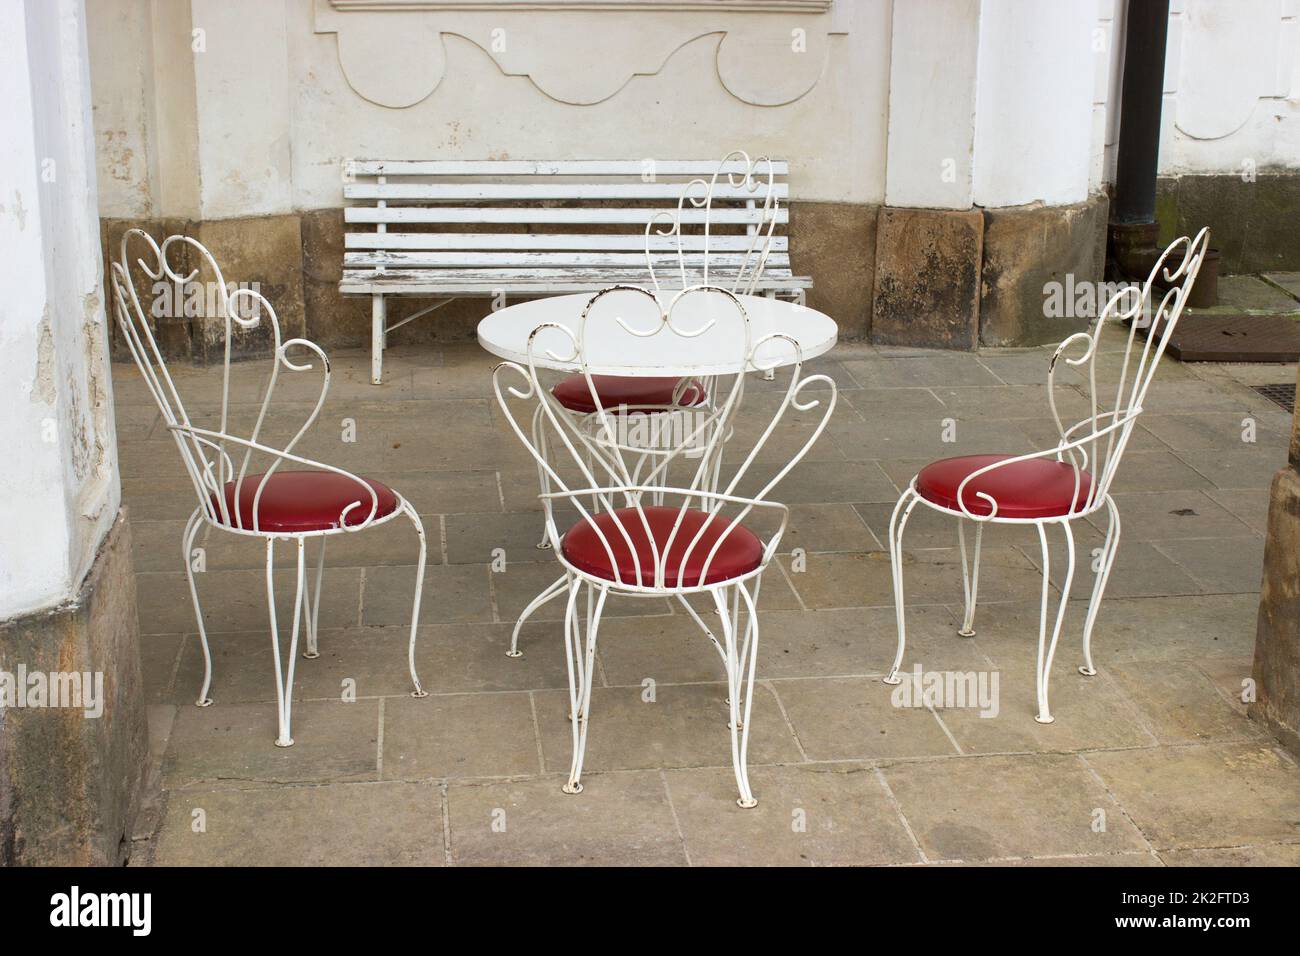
[110,327,1300,866]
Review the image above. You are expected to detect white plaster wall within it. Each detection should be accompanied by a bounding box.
[287,2,887,209]
[884,0,981,209]
[1160,0,1300,175]
[85,0,157,217]
[0,0,120,619]
[1095,0,1300,180]
[84,0,1300,227]
[972,0,1096,207]
[89,0,891,216]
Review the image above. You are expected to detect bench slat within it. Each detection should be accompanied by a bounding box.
[344,232,789,252]
[345,207,788,225]
[344,182,789,201]
[342,266,804,287]
[341,275,810,296]
[345,159,789,177]
[343,251,791,269]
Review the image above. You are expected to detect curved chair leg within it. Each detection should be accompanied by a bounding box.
[507,573,568,659]
[182,507,214,707]
[267,537,307,747]
[957,518,983,637]
[1033,521,1076,724]
[301,536,326,659]
[884,489,921,685]
[717,582,761,808]
[1079,497,1120,677]
[562,577,604,795]
[531,402,552,550]
[403,502,430,698]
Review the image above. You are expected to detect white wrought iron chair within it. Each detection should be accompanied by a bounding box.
[494,284,836,807]
[110,231,429,747]
[509,150,782,658]
[883,229,1211,723]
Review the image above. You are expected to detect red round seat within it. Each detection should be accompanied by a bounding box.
[915,455,1094,519]
[552,374,706,415]
[561,505,763,587]
[211,471,399,533]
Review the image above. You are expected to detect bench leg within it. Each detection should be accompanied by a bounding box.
[371,293,386,385]
[763,290,777,380]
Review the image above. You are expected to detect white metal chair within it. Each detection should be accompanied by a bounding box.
[883,229,1211,723]
[510,151,782,657]
[494,284,836,807]
[110,231,429,747]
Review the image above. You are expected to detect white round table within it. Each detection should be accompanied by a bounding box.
[477,290,838,375]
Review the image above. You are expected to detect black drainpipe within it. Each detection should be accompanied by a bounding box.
[1112,0,1169,229]
[1108,0,1218,303]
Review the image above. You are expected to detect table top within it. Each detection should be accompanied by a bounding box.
[476,290,838,376]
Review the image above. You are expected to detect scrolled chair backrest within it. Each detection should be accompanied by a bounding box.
[493,284,837,591]
[109,230,380,533]
[953,228,1212,521]
[644,150,781,297]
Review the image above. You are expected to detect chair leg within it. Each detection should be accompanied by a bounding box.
[715,582,760,808]
[182,507,214,707]
[532,402,552,550]
[370,292,385,385]
[884,490,920,685]
[1079,496,1120,677]
[562,577,604,795]
[957,518,983,637]
[1033,521,1075,724]
[300,537,326,659]
[507,573,568,659]
[266,537,306,747]
[403,502,430,698]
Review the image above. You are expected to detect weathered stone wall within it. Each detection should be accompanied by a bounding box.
[0,511,148,866]
[1250,364,1300,757]
[980,196,1109,347]
[871,207,985,351]
[101,173,1300,358]
[1157,174,1300,275]
[105,199,883,359]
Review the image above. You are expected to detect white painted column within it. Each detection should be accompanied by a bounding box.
[189,0,294,219]
[885,0,1098,211]
[0,0,120,619]
[971,0,1096,207]
[884,0,982,209]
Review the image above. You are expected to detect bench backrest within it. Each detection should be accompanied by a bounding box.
[341,159,802,293]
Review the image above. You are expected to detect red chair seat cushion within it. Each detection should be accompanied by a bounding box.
[915,455,1094,519]
[561,505,763,587]
[212,471,399,533]
[552,374,705,415]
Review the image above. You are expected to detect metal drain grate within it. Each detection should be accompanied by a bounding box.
[1158,314,1300,362]
[1252,383,1296,414]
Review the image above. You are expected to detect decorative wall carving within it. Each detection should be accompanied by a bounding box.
[314,0,840,108]
[1174,0,1291,141]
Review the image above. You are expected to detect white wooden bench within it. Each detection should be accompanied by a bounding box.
[340,160,811,383]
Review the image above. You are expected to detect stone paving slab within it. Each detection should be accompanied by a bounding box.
[1216,274,1300,312]
[154,781,446,866]
[111,340,1299,866]
[664,763,921,866]
[880,753,1150,862]
[1261,272,1300,301]
[1083,743,1300,850]
[446,771,686,866]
